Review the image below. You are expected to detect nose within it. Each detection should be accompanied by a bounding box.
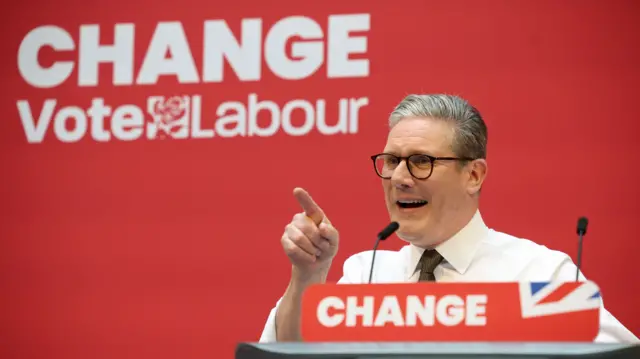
[390,159,414,189]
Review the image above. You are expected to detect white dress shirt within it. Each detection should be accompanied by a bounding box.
[259,211,639,343]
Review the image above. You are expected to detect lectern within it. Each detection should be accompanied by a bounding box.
[240,282,638,358]
[235,342,640,359]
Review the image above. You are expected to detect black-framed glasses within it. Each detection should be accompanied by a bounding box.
[370,153,475,180]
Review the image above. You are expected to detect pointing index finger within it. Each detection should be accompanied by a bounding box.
[293,187,325,225]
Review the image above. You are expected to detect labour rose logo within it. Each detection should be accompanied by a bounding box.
[146,95,191,139]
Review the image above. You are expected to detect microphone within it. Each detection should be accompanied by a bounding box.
[575,217,589,282]
[368,222,400,284]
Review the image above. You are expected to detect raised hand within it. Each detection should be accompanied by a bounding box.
[281,187,339,278]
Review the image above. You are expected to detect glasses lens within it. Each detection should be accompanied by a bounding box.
[408,155,433,179]
[374,154,398,178]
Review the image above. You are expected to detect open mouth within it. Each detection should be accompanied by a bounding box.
[396,199,428,209]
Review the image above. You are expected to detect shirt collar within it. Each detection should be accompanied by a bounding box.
[407,210,489,279]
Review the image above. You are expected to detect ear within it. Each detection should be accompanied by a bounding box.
[466,159,488,195]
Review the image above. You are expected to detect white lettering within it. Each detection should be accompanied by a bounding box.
[315,294,488,328]
[215,101,246,137]
[327,14,370,78]
[112,105,144,141]
[405,295,436,326]
[203,19,262,82]
[373,296,404,327]
[265,16,324,80]
[18,26,75,88]
[436,295,465,326]
[345,296,374,327]
[213,95,363,138]
[87,98,112,142]
[248,94,280,137]
[17,99,56,143]
[19,14,371,88]
[189,96,213,138]
[317,296,345,328]
[316,99,347,135]
[54,106,87,143]
[349,97,368,133]
[137,22,199,85]
[18,99,141,143]
[465,295,487,326]
[17,94,366,143]
[281,100,315,136]
[78,24,135,86]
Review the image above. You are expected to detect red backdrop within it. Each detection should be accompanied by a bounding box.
[1,1,639,358]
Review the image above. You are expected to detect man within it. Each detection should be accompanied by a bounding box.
[258,94,638,343]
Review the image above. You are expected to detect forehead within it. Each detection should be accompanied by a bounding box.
[384,117,455,155]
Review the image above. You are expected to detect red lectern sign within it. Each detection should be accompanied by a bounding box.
[301,281,601,342]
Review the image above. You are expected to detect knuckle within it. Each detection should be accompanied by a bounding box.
[291,248,311,261]
[309,230,323,244]
[320,225,336,239]
[290,232,305,245]
[286,243,297,254]
[284,223,294,235]
[281,236,293,249]
[291,253,308,264]
[295,222,313,235]
[317,241,330,251]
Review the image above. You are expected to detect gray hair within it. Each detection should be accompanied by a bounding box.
[389,94,487,160]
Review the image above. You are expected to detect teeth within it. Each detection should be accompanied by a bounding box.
[398,200,427,204]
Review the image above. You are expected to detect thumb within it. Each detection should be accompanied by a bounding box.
[293,187,325,225]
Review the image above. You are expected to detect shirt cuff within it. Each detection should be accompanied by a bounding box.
[258,298,282,343]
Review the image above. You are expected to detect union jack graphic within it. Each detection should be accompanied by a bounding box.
[519,281,601,318]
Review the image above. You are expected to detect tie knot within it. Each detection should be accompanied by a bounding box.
[418,249,443,281]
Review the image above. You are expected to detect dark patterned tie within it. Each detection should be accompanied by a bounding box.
[418,249,443,281]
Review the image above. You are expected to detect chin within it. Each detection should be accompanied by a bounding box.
[394,218,436,247]
[395,229,422,243]
[389,207,429,241]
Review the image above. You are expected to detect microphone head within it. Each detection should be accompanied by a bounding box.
[377,221,400,240]
[577,217,589,235]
